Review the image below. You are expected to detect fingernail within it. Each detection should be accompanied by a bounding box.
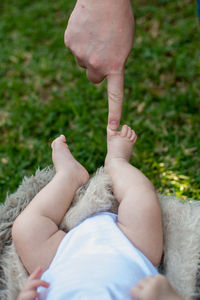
[109,120,118,130]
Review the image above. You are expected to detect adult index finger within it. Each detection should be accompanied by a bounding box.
[107,72,124,130]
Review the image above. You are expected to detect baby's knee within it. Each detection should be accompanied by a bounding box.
[12,213,31,252]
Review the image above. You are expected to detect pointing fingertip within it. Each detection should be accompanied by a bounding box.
[108,120,119,130]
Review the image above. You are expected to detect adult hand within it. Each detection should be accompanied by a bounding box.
[65,0,134,129]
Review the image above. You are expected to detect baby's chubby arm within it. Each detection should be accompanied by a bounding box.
[17,267,49,300]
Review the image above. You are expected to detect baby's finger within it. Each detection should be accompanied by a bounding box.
[26,279,49,291]
[17,290,40,300]
[130,286,142,300]
[29,267,43,280]
[130,285,143,300]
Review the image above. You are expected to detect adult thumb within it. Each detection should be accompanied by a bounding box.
[107,72,124,130]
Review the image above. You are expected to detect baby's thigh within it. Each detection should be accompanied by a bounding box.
[13,213,66,274]
[117,189,163,266]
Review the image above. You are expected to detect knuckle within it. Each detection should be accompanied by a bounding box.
[76,53,84,63]
[108,90,123,103]
[111,61,124,72]
[88,55,101,70]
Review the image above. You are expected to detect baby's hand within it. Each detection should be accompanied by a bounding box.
[131,275,182,300]
[17,267,49,300]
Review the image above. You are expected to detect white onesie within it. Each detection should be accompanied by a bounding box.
[39,212,158,299]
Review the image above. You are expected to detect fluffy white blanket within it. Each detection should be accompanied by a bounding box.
[0,167,199,300]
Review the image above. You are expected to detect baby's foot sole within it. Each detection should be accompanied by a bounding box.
[104,125,137,201]
[105,125,137,166]
[51,135,89,188]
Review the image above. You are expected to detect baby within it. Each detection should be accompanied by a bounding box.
[13,125,179,299]
[17,269,183,300]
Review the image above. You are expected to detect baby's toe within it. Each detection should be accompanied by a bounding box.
[60,134,66,142]
[127,126,132,139]
[107,126,118,137]
[121,125,128,137]
[130,130,136,142]
[51,135,67,150]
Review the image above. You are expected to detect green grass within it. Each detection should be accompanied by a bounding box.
[0,0,200,203]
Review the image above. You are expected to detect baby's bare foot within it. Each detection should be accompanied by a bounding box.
[131,275,183,300]
[105,125,137,166]
[105,125,137,201]
[51,135,89,188]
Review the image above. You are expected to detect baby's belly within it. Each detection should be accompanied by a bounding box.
[39,212,158,299]
[40,251,152,299]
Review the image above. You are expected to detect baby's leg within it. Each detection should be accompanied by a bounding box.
[131,275,183,300]
[12,135,89,274]
[105,126,163,266]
